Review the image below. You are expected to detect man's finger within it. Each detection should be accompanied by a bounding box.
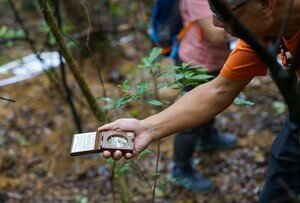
[113,150,123,160]
[124,153,133,159]
[98,122,117,131]
[102,151,111,159]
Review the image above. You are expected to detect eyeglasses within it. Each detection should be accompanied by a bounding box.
[210,0,249,22]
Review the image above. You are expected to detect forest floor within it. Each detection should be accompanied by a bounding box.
[0,44,287,203]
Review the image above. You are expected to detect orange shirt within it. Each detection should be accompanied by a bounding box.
[221,31,300,80]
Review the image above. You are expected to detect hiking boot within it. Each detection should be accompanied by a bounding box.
[167,164,214,193]
[196,128,237,151]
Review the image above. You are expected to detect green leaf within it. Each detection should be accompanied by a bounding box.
[6,41,14,47]
[101,97,112,102]
[184,70,195,79]
[15,29,25,38]
[0,26,25,40]
[146,99,164,107]
[117,162,131,174]
[140,48,162,69]
[142,57,151,68]
[184,82,200,87]
[169,65,181,71]
[137,149,151,160]
[158,71,173,78]
[151,172,161,177]
[122,80,130,92]
[66,40,76,48]
[76,195,88,203]
[170,82,183,89]
[174,73,184,81]
[158,81,172,88]
[194,68,209,74]
[154,187,164,197]
[0,26,8,38]
[114,98,124,109]
[109,3,120,15]
[233,92,255,106]
[18,135,27,146]
[233,97,254,106]
[272,101,286,114]
[114,96,134,109]
[148,47,162,63]
[136,81,149,94]
[181,62,191,69]
[106,157,115,166]
[189,74,214,81]
[100,97,114,110]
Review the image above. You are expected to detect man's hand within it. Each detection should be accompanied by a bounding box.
[98,118,153,160]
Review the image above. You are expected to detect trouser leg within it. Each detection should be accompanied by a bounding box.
[173,128,199,168]
[172,57,218,168]
[259,118,300,203]
[173,120,215,168]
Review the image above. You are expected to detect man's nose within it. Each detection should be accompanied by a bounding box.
[212,16,224,28]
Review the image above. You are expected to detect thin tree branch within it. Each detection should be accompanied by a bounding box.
[131,160,153,191]
[7,0,42,61]
[7,0,64,92]
[37,0,106,122]
[0,97,15,102]
[77,0,109,118]
[151,69,163,203]
[52,0,82,133]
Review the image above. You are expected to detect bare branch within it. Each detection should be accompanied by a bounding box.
[0,97,15,102]
[37,0,106,122]
[7,0,42,61]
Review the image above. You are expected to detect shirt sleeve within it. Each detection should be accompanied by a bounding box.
[221,39,268,80]
[181,0,212,21]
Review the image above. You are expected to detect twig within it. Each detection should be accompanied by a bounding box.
[132,160,153,191]
[60,35,109,103]
[78,0,109,118]
[37,0,105,122]
[52,0,82,133]
[78,0,92,48]
[152,140,161,203]
[111,161,116,203]
[0,97,15,102]
[151,65,163,203]
[7,0,64,95]
[7,0,42,61]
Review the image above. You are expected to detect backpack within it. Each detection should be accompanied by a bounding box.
[149,0,197,58]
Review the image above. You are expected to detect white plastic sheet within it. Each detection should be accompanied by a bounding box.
[0,52,62,87]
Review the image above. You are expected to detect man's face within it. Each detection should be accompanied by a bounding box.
[209,0,272,38]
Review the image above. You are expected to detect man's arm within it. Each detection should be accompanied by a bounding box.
[143,74,252,141]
